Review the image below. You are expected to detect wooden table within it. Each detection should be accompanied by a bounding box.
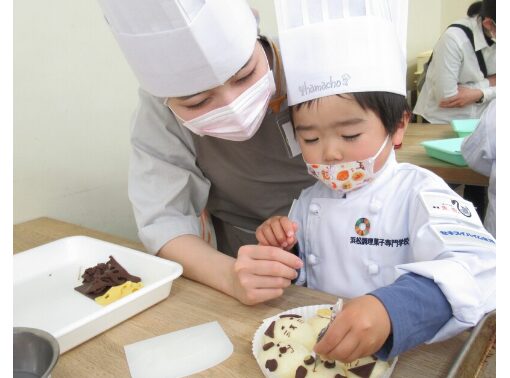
[14,217,489,377]
[396,123,489,186]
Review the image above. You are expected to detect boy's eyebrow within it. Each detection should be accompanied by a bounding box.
[294,124,317,132]
[333,118,365,127]
[295,118,364,131]
[177,55,254,100]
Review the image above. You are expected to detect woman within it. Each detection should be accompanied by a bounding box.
[98,0,313,304]
[414,0,496,124]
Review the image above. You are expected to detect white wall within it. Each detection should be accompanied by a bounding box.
[14,0,474,242]
[14,0,139,240]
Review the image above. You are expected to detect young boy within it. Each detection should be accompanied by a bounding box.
[256,0,496,363]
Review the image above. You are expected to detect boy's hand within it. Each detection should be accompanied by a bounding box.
[314,295,391,363]
[256,216,298,250]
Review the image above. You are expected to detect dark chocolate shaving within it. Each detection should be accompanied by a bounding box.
[265,359,278,372]
[264,321,275,338]
[335,374,347,378]
[280,314,302,318]
[304,355,315,365]
[295,365,308,378]
[324,360,336,369]
[263,342,274,351]
[279,346,288,353]
[74,256,141,299]
[349,361,376,378]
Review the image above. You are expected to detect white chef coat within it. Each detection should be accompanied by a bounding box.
[289,151,496,342]
[128,37,315,255]
[462,99,496,237]
[414,16,496,124]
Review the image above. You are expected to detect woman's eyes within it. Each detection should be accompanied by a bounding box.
[235,68,256,84]
[185,97,210,109]
[303,137,319,144]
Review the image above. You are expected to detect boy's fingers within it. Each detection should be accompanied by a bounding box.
[280,217,297,237]
[269,220,289,246]
[314,316,350,356]
[262,227,280,247]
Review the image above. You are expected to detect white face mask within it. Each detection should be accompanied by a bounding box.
[306,136,389,193]
[169,68,276,141]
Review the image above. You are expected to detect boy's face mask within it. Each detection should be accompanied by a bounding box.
[169,68,276,141]
[306,136,389,193]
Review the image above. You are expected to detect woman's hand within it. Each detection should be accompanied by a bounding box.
[256,216,298,250]
[231,245,303,305]
[314,295,391,363]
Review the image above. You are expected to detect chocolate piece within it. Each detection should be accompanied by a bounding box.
[264,321,275,338]
[74,256,141,299]
[262,342,274,351]
[335,374,347,378]
[265,359,278,372]
[324,360,336,369]
[304,355,315,365]
[279,346,288,354]
[295,365,308,378]
[349,362,376,378]
[280,314,302,318]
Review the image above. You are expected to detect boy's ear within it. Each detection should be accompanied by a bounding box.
[391,111,410,146]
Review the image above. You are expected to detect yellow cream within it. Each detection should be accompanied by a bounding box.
[95,281,144,306]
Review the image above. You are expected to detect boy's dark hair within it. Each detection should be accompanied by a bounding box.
[291,92,410,136]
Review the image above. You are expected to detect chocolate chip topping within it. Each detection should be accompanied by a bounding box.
[262,342,274,351]
[335,374,347,378]
[295,365,308,378]
[264,321,275,338]
[324,360,336,369]
[279,346,288,353]
[280,314,302,318]
[265,359,278,372]
[349,361,376,378]
[74,256,141,299]
[304,355,315,365]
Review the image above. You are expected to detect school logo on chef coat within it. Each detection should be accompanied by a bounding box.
[354,218,371,236]
[351,217,410,247]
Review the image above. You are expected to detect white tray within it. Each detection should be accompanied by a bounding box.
[13,236,183,353]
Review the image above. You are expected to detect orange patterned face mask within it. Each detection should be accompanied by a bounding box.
[305,136,389,193]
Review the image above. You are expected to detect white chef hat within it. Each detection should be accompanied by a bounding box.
[97,0,257,97]
[275,0,408,106]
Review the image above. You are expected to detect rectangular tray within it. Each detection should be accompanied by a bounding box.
[13,235,183,353]
[450,119,479,137]
[447,311,496,377]
[421,137,467,166]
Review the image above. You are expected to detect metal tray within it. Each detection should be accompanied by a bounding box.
[446,311,496,377]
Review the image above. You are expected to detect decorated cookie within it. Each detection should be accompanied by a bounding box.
[264,314,317,350]
[344,356,391,378]
[258,340,311,378]
[294,357,350,378]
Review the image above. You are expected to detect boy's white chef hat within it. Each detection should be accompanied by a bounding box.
[275,0,408,106]
[97,0,257,97]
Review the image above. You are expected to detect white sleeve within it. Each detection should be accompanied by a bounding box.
[430,31,465,100]
[128,89,211,254]
[461,99,496,177]
[396,180,496,342]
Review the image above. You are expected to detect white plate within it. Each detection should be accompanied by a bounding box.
[252,304,398,378]
[13,235,183,353]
